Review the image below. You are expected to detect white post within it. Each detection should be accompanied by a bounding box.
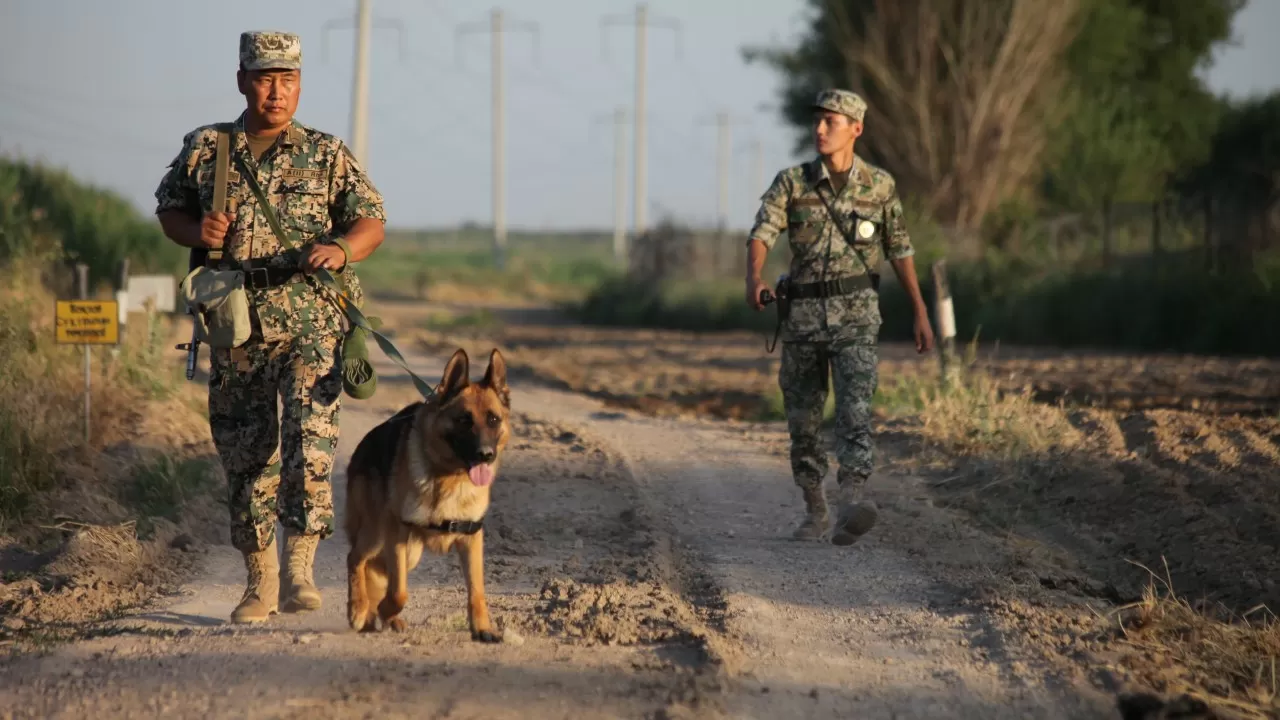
[932,260,960,388]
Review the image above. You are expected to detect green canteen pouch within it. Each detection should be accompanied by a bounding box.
[341,314,383,399]
[180,266,251,349]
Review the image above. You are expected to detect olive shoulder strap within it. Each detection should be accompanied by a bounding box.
[235,163,438,401]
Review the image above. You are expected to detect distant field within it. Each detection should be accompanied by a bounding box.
[356,227,622,305]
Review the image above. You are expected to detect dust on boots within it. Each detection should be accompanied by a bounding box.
[790,479,880,545]
[231,535,279,623]
[280,530,322,613]
[792,485,830,541]
[230,530,324,623]
[831,500,878,546]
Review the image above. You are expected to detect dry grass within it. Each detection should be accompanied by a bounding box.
[0,253,225,645]
[0,251,221,541]
[877,367,1083,461]
[1104,561,1280,720]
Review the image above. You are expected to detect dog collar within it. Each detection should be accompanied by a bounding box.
[418,518,484,535]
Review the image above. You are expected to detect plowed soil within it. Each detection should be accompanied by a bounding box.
[418,306,1280,420]
[414,301,1280,717]
[4,295,1278,719]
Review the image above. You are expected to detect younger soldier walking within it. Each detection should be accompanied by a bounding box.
[154,31,387,622]
[746,89,934,545]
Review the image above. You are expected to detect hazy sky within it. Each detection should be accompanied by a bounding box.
[1,0,1276,232]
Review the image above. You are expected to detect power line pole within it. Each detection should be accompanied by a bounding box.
[698,110,749,231]
[322,1,405,167]
[593,107,631,266]
[751,138,764,204]
[733,137,765,221]
[601,3,680,240]
[457,8,538,270]
[352,0,371,164]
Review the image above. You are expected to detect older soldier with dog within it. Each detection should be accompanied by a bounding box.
[746,89,935,545]
[154,30,387,623]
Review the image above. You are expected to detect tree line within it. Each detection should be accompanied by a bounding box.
[742,0,1275,272]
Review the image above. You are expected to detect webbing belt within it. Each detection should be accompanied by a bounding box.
[785,274,879,298]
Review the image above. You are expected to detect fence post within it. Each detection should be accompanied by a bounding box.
[76,263,91,445]
[931,259,960,389]
[113,258,129,362]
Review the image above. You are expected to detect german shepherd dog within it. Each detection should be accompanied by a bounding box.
[343,348,510,642]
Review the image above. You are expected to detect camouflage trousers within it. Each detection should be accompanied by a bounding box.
[778,339,879,494]
[208,333,343,553]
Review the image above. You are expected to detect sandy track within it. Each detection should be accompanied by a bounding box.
[0,355,715,718]
[0,301,1126,718]
[504,382,1116,718]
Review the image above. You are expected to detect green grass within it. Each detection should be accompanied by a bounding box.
[122,454,217,539]
[423,308,504,333]
[574,246,1280,358]
[0,156,186,289]
[754,371,941,423]
[574,277,777,333]
[357,228,623,302]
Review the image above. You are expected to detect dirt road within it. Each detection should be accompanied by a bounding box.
[0,296,1132,718]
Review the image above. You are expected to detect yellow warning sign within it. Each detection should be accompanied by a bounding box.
[55,300,119,345]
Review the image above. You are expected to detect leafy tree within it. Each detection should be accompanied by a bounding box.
[744,0,1247,236]
[744,0,1086,232]
[0,157,184,285]
[1052,0,1243,198]
[1178,92,1280,267]
[1042,90,1170,262]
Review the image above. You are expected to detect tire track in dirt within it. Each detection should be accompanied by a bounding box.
[0,350,730,718]
[412,300,1280,715]
[409,338,1115,716]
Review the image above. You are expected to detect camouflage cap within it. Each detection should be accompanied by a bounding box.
[239,31,302,71]
[812,89,867,123]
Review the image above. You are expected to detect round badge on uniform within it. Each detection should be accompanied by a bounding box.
[857,220,875,239]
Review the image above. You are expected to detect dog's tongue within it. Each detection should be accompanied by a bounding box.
[468,463,494,487]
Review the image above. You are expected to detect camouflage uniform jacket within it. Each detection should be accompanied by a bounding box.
[154,111,386,347]
[749,154,914,344]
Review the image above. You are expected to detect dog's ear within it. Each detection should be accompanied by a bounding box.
[483,348,509,408]
[437,348,470,401]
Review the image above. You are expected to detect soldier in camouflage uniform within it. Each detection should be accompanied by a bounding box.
[746,89,934,545]
[154,31,387,622]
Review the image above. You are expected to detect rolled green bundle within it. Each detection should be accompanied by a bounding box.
[342,315,383,400]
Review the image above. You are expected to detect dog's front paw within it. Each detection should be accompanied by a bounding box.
[387,616,408,633]
[471,628,503,643]
[348,603,377,633]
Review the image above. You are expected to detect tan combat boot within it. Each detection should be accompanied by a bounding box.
[230,535,279,623]
[792,485,829,541]
[280,529,322,613]
[831,478,878,546]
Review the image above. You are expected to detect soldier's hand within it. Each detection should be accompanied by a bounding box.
[914,312,935,354]
[302,243,347,274]
[746,276,770,311]
[200,211,231,249]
